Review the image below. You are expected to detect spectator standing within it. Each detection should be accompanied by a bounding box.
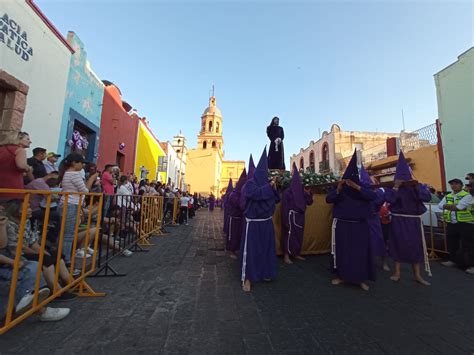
[439,178,473,272]
[101,164,115,213]
[179,193,190,225]
[58,153,98,264]
[0,132,34,200]
[26,147,48,181]
[43,152,61,174]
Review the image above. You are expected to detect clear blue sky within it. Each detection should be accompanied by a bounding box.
[38,0,472,165]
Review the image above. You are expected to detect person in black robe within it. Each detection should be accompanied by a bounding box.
[267,117,285,170]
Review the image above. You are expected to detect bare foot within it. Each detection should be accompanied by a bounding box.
[331,278,343,285]
[390,274,400,282]
[415,277,431,286]
[242,280,251,292]
[360,282,370,291]
[229,252,238,260]
[283,256,293,265]
[383,264,391,272]
[295,255,306,261]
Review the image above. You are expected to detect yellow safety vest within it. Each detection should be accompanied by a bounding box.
[443,191,474,223]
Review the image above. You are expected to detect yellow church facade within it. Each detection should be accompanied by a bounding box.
[186,96,245,197]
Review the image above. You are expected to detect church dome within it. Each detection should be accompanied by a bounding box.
[202,96,222,117]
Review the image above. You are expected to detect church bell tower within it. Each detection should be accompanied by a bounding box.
[197,95,224,156]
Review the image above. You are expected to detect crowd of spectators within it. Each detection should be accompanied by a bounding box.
[0,131,199,325]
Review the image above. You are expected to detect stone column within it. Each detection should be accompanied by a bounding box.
[0,70,29,145]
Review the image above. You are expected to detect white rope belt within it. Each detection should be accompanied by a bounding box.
[287,210,303,255]
[241,216,273,283]
[331,218,358,269]
[228,216,241,241]
[391,213,432,276]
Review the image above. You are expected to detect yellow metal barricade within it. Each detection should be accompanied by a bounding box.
[0,189,104,335]
[172,198,179,225]
[138,195,165,245]
[425,203,449,260]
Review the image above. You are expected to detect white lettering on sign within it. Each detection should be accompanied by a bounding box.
[0,13,33,61]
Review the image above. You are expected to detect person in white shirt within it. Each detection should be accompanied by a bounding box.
[179,193,190,225]
[43,152,61,173]
[438,178,474,272]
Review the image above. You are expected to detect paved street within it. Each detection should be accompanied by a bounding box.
[1,209,474,354]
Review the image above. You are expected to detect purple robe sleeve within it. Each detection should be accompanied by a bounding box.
[416,184,432,203]
[305,192,314,206]
[281,192,290,228]
[273,187,281,204]
[358,186,377,201]
[384,188,398,204]
[245,182,275,201]
[326,188,343,204]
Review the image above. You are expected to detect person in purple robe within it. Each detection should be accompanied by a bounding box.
[226,169,247,259]
[385,151,431,286]
[281,163,313,264]
[208,193,216,211]
[326,151,377,291]
[360,165,390,271]
[223,178,233,238]
[267,117,285,170]
[240,147,280,292]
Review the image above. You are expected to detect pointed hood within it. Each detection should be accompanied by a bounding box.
[359,165,372,187]
[342,150,359,184]
[394,151,412,181]
[226,178,233,195]
[248,154,256,180]
[235,168,247,192]
[253,147,269,186]
[224,178,233,201]
[289,163,306,211]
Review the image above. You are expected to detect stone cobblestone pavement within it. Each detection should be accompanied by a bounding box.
[1,210,474,354]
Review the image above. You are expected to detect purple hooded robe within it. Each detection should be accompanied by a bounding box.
[326,151,377,284]
[281,164,313,256]
[240,148,280,283]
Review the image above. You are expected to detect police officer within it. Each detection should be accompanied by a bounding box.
[439,178,474,271]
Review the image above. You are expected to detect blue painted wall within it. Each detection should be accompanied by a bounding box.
[57,31,104,162]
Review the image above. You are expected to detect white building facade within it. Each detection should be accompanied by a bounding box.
[290,124,398,176]
[0,1,72,151]
[434,48,474,183]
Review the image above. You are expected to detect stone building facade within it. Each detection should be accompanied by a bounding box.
[290,124,399,176]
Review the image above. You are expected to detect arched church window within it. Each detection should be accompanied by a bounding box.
[208,121,213,132]
[309,151,315,172]
[322,143,329,161]
[212,141,217,148]
[300,157,304,170]
[203,141,207,149]
[216,122,220,133]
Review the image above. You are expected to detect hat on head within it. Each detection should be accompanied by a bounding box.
[248,154,256,180]
[253,147,269,186]
[394,151,412,181]
[47,152,61,158]
[64,153,87,164]
[359,165,372,186]
[342,150,359,184]
[448,178,463,185]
